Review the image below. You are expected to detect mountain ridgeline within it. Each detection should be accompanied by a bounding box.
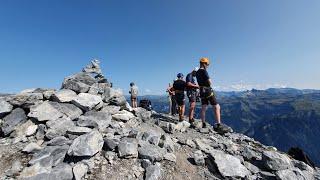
[143,88,320,166]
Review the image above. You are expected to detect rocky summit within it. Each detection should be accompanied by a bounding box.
[0,60,319,180]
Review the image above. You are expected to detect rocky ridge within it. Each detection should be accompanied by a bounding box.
[0,60,319,180]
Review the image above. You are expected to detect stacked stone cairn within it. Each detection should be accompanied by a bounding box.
[0,60,319,180]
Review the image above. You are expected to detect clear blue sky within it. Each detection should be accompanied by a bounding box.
[1,0,319,95]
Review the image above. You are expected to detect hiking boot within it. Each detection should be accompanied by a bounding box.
[189,119,196,128]
[214,123,233,135]
[202,122,207,128]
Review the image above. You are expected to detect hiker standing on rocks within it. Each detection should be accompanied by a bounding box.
[166,83,173,114]
[167,82,177,116]
[171,73,186,121]
[129,82,138,108]
[196,58,231,133]
[186,67,199,126]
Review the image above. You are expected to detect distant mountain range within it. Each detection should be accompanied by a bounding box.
[131,88,320,166]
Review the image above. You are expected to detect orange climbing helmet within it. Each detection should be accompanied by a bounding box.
[200,57,210,65]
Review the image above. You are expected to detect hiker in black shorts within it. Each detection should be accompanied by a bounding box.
[171,73,186,121]
[196,57,232,133]
[167,82,177,116]
[186,67,199,126]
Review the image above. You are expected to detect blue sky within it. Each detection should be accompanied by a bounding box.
[0,0,319,95]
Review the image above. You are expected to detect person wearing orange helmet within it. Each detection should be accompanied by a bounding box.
[196,57,232,134]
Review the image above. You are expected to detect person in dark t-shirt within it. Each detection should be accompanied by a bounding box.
[171,73,186,121]
[195,57,232,134]
[186,67,199,125]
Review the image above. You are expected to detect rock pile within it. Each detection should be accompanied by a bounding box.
[0,60,319,180]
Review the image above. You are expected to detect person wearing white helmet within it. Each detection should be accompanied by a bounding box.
[186,67,200,126]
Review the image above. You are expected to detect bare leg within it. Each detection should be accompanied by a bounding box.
[201,105,208,123]
[181,104,185,121]
[213,104,221,124]
[189,101,196,121]
[169,96,172,114]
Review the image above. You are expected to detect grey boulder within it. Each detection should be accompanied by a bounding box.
[68,130,104,156]
[47,136,71,146]
[62,72,96,93]
[51,89,77,103]
[100,105,121,115]
[0,99,13,118]
[134,107,152,122]
[138,143,166,162]
[49,102,83,120]
[22,142,43,153]
[145,162,161,180]
[66,126,92,135]
[118,138,138,158]
[8,92,43,108]
[112,110,135,122]
[45,118,75,139]
[29,145,69,167]
[76,111,111,131]
[71,93,102,111]
[20,163,73,180]
[1,108,27,136]
[209,149,250,178]
[193,150,205,166]
[262,151,292,171]
[28,101,64,122]
[73,162,89,180]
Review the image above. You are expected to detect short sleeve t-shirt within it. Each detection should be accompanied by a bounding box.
[186,73,196,90]
[130,86,138,97]
[196,69,210,87]
[173,79,186,91]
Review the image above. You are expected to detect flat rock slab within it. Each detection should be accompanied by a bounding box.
[101,105,121,115]
[0,99,13,118]
[28,101,64,122]
[68,130,104,157]
[277,167,315,180]
[73,162,89,180]
[112,110,135,122]
[145,162,162,180]
[138,143,166,162]
[2,108,27,136]
[19,163,73,180]
[45,118,75,139]
[47,136,71,146]
[118,138,138,158]
[51,89,77,103]
[262,151,292,171]
[76,111,111,131]
[26,124,38,136]
[29,145,69,167]
[23,142,43,153]
[209,149,250,178]
[67,126,92,135]
[49,101,83,120]
[71,93,102,112]
[8,92,43,108]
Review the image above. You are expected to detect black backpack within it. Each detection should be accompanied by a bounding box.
[139,99,152,111]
